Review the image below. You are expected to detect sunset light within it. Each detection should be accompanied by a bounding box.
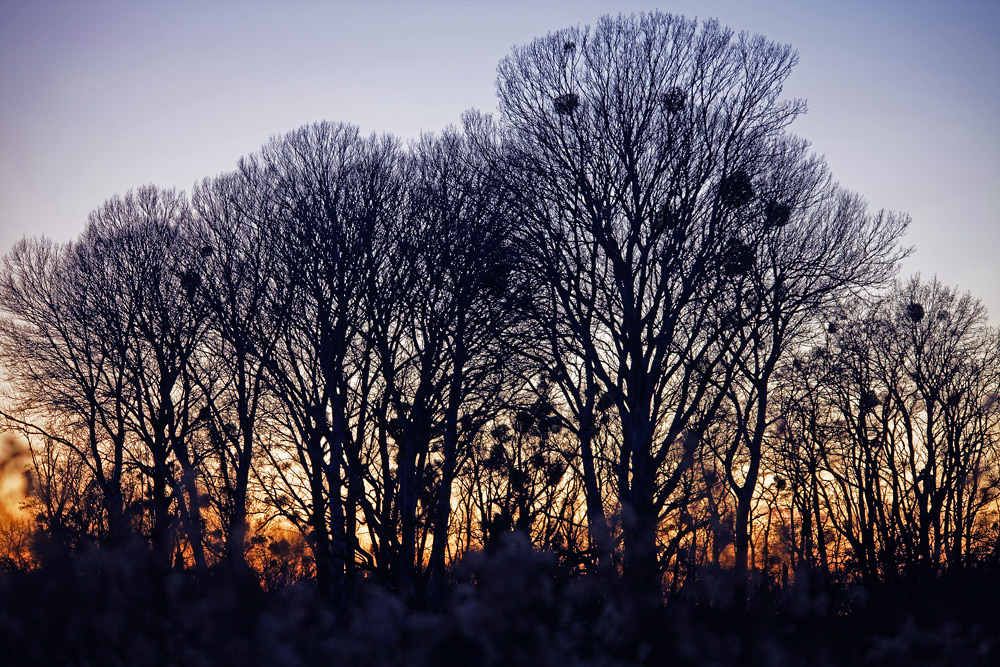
[1,2,998,664]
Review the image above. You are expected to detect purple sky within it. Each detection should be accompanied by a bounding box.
[2,0,998,321]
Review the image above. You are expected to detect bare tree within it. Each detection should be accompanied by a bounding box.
[241,122,404,602]
[871,278,1000,577]
[80,187,209,566]
[0,187,210,563]
[709,135,909,595]
[353,128,526,602]
[0,237,134,549]
[493,11,807,591]
[772,278,1000,597]
[190,170,290,571]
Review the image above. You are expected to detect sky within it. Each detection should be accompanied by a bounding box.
[1,0,998,321]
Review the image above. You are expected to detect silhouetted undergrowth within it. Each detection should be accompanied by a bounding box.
[2,535,997,666]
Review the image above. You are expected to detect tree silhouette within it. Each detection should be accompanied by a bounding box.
[488,11,909,596]
[0,12,998,663]
[709,135,909,598]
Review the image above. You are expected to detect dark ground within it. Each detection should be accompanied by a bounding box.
[2,536,997,666]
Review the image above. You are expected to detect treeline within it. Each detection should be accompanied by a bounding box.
[1,12,998,613]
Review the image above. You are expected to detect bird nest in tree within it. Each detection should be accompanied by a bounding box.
[181,270,201,301]
[554,93,579,115]
[906,302,925,323]
[662,87,686,113]
[720,170,754,208]
[764,201,791,228]
[657,204,683,229]
[860,390,881,413]
[724,241,755,277]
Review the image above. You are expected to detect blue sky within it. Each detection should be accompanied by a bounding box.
[1,0,997,320]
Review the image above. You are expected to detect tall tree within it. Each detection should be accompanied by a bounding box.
[1,187,211,564]
[190,170,289,571]
[81,187,209,566]
[0,238,133,549]
[711,135,908,594]
[245,122,404,602]
[494,11,807,591]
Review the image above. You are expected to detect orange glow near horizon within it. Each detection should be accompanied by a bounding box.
[0,431,31,521]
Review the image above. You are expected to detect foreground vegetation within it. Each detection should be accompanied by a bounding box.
[2,535,998,666]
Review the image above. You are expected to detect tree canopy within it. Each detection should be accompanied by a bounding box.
[1,16,997,654]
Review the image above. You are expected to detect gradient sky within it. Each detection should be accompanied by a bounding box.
[2,0,997,320]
